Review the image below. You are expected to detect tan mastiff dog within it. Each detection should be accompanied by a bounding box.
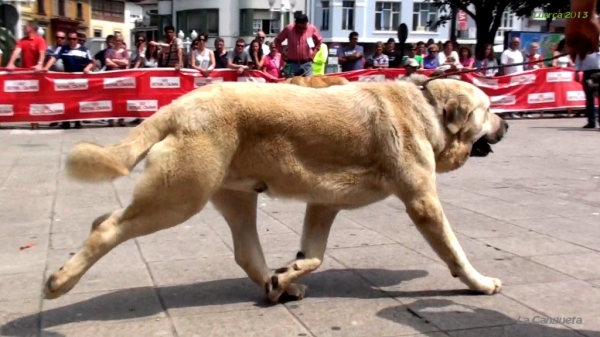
[44,77,509,303]
[285,75,349,88]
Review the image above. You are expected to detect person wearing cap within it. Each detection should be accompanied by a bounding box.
[400,58,420,79]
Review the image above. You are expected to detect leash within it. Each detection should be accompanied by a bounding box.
[420,52,569,87]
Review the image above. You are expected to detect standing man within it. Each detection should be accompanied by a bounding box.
[45,30,65,72]
[337,31,363,72]
[6,20,47,130]
[274,13,323,78]
[42,30,94,129]
[384,38,402,68]
[150,25,183,69]
[245,30,270,55]
[500,37,524,75]
[93,35,114,71]
[214,37,229,69]
[575,51,600,129]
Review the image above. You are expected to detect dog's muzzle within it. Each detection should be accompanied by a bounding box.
[470,120,509,157]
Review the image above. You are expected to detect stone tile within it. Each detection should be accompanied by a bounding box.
[41,288,165,330]
[479,234,592,257]
[448,197,561,220]
[530,252,600,280]
[443,209,533,239]
[447,324,582,337]
[470,257,574,286]
[401,233,514,262]
[0,220,51,237]
[0,235,48,275]
[327,244,436,270]
[327,228,396,249]
[0,298,40,337]
[289,298,440,337]
[172,306,310,337]
[509,217,600,251]
[40,318,176,337]
[0,272,45,301]
[137,235,232,262]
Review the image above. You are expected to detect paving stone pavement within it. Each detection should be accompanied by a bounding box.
[0,118,598,337]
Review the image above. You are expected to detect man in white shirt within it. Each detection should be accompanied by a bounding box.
[501,37,524,75]
[245,30,270,56]
[500,37,526,118]
[574,51,600,128]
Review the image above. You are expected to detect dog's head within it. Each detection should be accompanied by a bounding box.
[406,75,509,172]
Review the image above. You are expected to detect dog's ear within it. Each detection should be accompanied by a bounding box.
[444,97,471,134]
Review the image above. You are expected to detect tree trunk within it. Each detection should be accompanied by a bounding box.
[474,17,496,57]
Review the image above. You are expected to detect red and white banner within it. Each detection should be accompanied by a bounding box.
[0,67,588,123]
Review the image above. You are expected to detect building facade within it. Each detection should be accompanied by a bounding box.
[28,0,92,45]
[90,0,142,47]
[307,0,450,44]
[169,0,306,48]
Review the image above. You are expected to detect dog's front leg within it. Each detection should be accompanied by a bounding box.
[395,172,502,295]
[266,204,338,303]
[211,189,272,291]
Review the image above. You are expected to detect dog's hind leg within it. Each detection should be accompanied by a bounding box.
[210,189,272,292]
[44,136,226,299]
[394,170,502,295]
[266,204,338,303]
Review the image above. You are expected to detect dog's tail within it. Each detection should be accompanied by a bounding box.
[66,108,173,182]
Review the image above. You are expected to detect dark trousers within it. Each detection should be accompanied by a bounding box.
[583,70,600,125]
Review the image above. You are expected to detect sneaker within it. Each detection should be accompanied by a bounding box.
[74,121,82,129]
[59,122,71,129]
[583,123,596,129]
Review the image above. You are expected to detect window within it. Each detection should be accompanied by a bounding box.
[321,1,330,31]
[36,0,45,14]
[91,0,125,23]
[114,30,121,35]
[341,1,354,30]
[177,9,219,37]
[76,2,83,20]
[494,10,514,38]
[375,2,400,31]
[252,10,280,35]
[412,2,438,32]
[93,29,102,37]
[58,0,65,16]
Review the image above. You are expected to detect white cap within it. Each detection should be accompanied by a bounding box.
[405,58,419,67]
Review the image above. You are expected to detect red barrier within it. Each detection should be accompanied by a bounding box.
[0,67,587,123]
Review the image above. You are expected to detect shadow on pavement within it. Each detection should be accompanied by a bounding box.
[378,298,600,337]
[0,268,485,337]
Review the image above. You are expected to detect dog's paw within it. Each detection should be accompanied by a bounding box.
[43,269,78,300]
[264,275,307,303]
[479,277,502,295]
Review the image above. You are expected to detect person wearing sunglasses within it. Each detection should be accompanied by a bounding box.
[42,30,94,129]
[191,33,215,76]
[228,38,251,74]
[132,35,147,68]
[44,31,65,72]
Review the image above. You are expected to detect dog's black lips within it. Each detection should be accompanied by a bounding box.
[470,137,493,157]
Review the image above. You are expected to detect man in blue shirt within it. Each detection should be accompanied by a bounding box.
[337,31,364,72]
[42,30,94,129]
[43,31,94,73]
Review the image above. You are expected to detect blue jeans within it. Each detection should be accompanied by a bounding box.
[284,62,313,78]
